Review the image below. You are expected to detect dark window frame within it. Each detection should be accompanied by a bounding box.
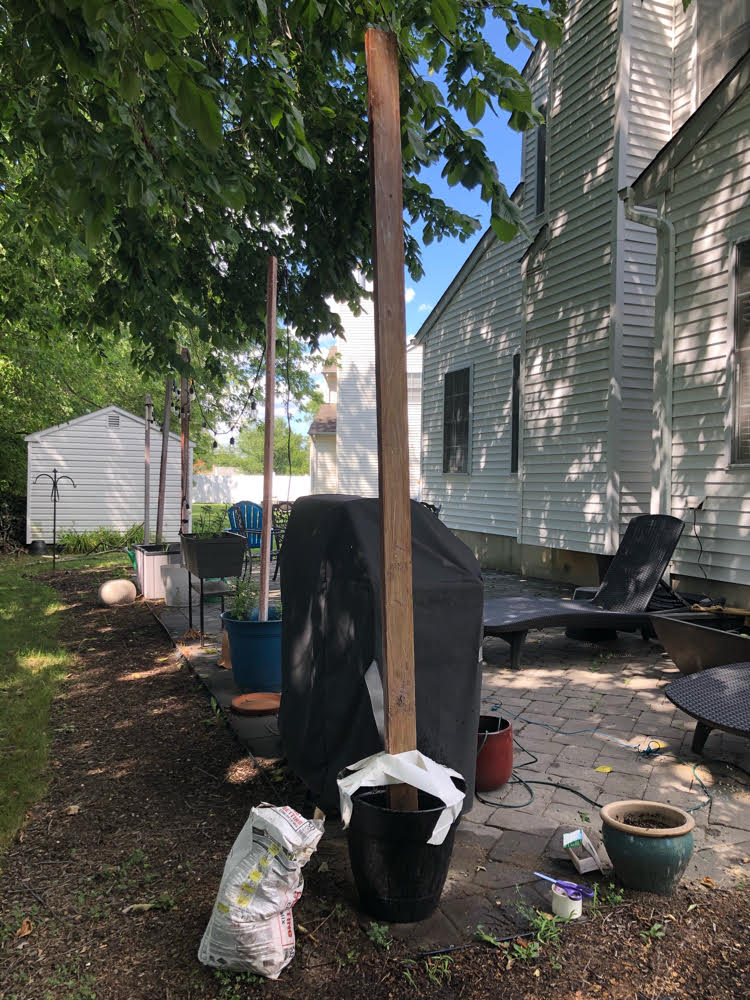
[510,353,521,474]
[442,366,472,475]
[535,104,547,217]
[733,240,750,463]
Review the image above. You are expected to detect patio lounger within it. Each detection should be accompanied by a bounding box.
[665,662,750,752]
[483,513,684,669]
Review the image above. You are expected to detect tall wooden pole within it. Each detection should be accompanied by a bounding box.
[156,377,172,541]
[258,256,277,622]
[366,28,418,810]
[180,348,191,535]
[144,394,152,543]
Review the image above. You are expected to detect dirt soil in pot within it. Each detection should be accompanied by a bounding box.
[0,563,748,1000]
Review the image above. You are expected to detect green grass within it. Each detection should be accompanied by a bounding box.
[0,552,129,853]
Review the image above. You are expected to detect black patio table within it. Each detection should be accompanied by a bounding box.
[665,662,750,753]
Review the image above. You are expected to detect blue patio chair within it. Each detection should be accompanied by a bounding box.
[227,501,263,550]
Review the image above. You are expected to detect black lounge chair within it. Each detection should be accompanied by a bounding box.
[483,513,685,669]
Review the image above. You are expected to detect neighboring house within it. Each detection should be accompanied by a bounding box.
[308,298,423,496]
[308,346,339,493]
[25,405,192,542]
[626,49,750,602]
[416,0,750,593]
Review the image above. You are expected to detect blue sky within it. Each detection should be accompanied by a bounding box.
[404,21,533,338]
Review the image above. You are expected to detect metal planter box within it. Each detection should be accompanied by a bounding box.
[134,543,182,600]
[180,532,246,579]
[651,613,750,675]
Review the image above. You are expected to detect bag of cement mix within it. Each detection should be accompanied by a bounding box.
[198,804,324,978]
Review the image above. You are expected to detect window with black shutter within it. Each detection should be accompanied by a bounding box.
[734,241,750,462]
[535,105,547,217]
[511,353,521,474]
[442,367,471,474]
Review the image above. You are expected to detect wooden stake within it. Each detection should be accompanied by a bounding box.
[180,348,191,535]
[258,256,277,622]
[144,394,152,544]
[366,28,418,811]
[156,377,172,541]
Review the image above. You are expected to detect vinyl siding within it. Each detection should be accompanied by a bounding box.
[617,0,677,531]
[667,88,750,585]
[673,0,697,129]
[309,433,337,493]
[333,299,422,498]
[420,234,525,536]
[520,0,619,553]
[26,409,188,542]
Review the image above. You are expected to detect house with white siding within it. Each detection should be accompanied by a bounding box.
[25,406,190,543]
[416,0,750,596]
[626,48,750,603]
[308,300,423,497]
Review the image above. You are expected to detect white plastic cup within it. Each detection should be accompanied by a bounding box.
[551,883,583,920]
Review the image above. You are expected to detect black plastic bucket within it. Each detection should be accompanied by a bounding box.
[347,780,464,923]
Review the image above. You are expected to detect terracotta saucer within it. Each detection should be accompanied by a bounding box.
[230,692,281,716]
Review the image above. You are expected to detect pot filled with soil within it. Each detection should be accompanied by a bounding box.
[221,578,282,693]
[600,799,695,895]
[475,715,513,792]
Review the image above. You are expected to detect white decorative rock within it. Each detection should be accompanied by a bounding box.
[98,579,137,606]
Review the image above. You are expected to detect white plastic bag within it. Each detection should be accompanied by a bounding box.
[337,750,464,845]
[198,804,324,979]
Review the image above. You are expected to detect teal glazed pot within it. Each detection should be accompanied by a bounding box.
[600,800,695,895]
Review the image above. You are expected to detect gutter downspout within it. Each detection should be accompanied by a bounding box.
[621,187,675,518]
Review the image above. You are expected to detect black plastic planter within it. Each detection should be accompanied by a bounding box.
[347,781,463,923]
[180,533,246,579]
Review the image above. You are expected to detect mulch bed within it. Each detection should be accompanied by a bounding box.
[1,563,748,1000]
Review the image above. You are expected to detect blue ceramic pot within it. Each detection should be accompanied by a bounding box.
[221,611,282,693]
[600,800,695,895]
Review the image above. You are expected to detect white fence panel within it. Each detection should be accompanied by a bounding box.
[192,472,311,505]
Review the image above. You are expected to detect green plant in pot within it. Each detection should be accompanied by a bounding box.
[600,799,695,895]
[180,509,246,579]
[221,577,283,693]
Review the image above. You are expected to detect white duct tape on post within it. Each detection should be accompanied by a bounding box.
[337,750,465,846]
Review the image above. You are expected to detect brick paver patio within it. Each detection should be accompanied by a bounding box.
[151,567,750,949]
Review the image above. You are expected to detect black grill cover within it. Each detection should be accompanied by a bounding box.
[278,495,484,814]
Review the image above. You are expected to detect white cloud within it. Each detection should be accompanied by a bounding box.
[405,287,416,303]
[418,302,432,312]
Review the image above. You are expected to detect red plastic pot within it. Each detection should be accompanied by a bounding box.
[475,715,513,792]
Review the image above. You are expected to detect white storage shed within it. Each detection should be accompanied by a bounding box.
[25,406,192,543]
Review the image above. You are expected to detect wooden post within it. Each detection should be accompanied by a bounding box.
[366,28,418,811]
[180,348,191,535]
[155,377,172,541]
[258,256,277,622]
[144,394,152,543]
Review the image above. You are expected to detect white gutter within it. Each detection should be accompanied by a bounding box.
[621,187,675,517]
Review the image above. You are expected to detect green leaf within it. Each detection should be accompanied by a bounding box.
[119,68,141,103]
[406,126,427,161]
[491,215,516,242]
[222,184,245,210]
[166,3,200,37]
[269,106,283,128]
[177,75,202,131]
[256,0,267,16]
[293,144,316,171]
[431,0,457,37]
[145,49,168,71]
[466,89,486,126]
[195,90,222,150]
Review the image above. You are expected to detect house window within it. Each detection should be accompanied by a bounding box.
[734,241,750,462]
[442,367,471,474]
[698,0,750,102]
[407,371,421,406]
[535,104,547,216]
[511,353,521,474]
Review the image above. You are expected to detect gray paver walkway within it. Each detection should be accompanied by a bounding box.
[149,566,750,948]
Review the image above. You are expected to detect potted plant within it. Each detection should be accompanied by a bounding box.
[180,508,246,580]
[221,577,282,693]
[600,799,695,895]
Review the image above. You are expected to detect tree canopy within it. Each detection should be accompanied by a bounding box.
[0,0,567,373]
[210,417,310,475]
